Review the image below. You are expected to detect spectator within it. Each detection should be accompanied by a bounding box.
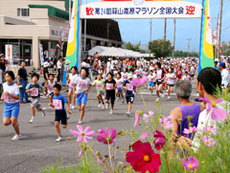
[170,80,201,142]
[17,61,30,103]
[219,62,229,89]
[43,61,49,81]
[56,57,63,82]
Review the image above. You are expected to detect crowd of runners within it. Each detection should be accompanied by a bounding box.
[0,52,229,142]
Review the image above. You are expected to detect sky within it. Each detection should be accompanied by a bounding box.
[84,0,230,51]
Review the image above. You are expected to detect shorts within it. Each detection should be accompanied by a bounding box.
[55,110,67,125]
[117,87,123,93]
[167,84,174,87]
[31,98,41,109]
[148,81,154,87]
[97,89,104,95]
[3,102,20,118]
[156,79,162,86]
[77,92,88,106]
[69,87,73,90]
[190,74,195,78]
[126,96,134,104]
[105,90,115,105]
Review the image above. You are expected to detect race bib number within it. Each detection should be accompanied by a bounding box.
[47,85,53,92]
[78,80,88,89]
[97,83,103,89]
[31,88,39,97]
[4,94,16,103]
[53,100,63,110]
[127,84,133,91]
[117,82,122,88]
[106,83,114,90]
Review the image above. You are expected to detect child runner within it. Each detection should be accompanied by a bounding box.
[49,84,71,142]
[155,62,166,102]
[92,74,105,109]
[26,73,46,123]
[148,70,156,95]
[182,71,191,81]
[166,67,176,99]
[44,74,57,105]
[67,66,79,110]
[104,72,116,115]
[115,73,124,102]
[73,68,92,124]
[123,74,136,116]
[1,71,21,140]
[121,67,128,81]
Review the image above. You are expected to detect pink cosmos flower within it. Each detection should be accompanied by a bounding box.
[143,113,150,123]
[203,125,217,135]
[182,157,199,170]
[202,136,216,146]
[130,76,148,86]
[199,96,227,121]
[183,126,198,135]
[159,116,172,130]
[140,132,148,140]
[153,130,166,150]
[97,127,117,144]
[134,112,140,127]
[69,125,95,143]
[149,111,154,116]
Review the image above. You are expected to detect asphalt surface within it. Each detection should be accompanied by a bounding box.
[0,85,198,173]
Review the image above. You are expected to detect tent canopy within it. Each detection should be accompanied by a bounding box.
[88,46,143,57]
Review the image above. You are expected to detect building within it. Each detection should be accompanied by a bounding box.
[0,0,122,69]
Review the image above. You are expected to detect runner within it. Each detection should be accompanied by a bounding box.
[115,72,124,103]
[26,73,46,123]
[92,74,105,109]
[147,70,156,95]
[49,84,71,142]
[66,66,79,110]
[166,67,176,99]
[155,62,166,102]
[44,74,57,105]
[104,72,116,115]
[1,71,21,140]
[73,68,92,124]
[123,73,136,116]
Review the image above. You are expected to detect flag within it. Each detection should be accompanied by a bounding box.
[66,0,81,68]
[198,0,214,73]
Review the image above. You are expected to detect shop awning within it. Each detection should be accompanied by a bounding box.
[28,5,69,20]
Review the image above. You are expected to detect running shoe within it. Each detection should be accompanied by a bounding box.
[155,97,160,102]
[101,104,105,109]
[29,117,35,123]
[109,109,113,115]
[167,96,171,99]
[161,93,165,98]
[78,120,83,124]
[56,136,63,142]
[126,111,131,116]
[105,104,109,110]
[11,134,21,141]
[71,105,75,110]
[97,104,101,108]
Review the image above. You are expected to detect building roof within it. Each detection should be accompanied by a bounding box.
[28,4,69,20]
[82,19,122,42]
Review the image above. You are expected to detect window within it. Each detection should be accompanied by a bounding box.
[17,8,30,17]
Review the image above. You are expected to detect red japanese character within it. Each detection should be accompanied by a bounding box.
[186,6,195,15]
[86,7,94,16]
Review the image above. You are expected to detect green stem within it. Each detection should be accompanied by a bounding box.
[108,143,114,172]
[165,153,171,173]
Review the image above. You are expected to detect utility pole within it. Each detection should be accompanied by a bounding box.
[164,18,167,41]
[150,19,152,43]
[83,0,87,52]
[217,0,223,60]
[215,14,220,60]
[172,19,176,58]
[187,38,191,57]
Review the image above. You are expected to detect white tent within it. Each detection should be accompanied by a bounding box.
[99,47,127,57]
[88,46,108,56]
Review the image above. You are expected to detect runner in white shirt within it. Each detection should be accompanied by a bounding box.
[155,62,166,102]
[182,71,191,81]
[147,70,156,95]
[121,68,128,81]
[166,68,176,99]
[115,73,124,102]
[1,71,21,140]
[67,67,79,109]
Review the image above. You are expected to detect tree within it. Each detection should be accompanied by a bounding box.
[148,39,173,58]
[221,41,230,56]
[125,42,142,52]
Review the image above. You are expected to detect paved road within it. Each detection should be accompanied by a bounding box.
[0,86,197,173]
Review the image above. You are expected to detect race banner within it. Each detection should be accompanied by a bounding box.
[198,0,214,72]
[80,1,202,19]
